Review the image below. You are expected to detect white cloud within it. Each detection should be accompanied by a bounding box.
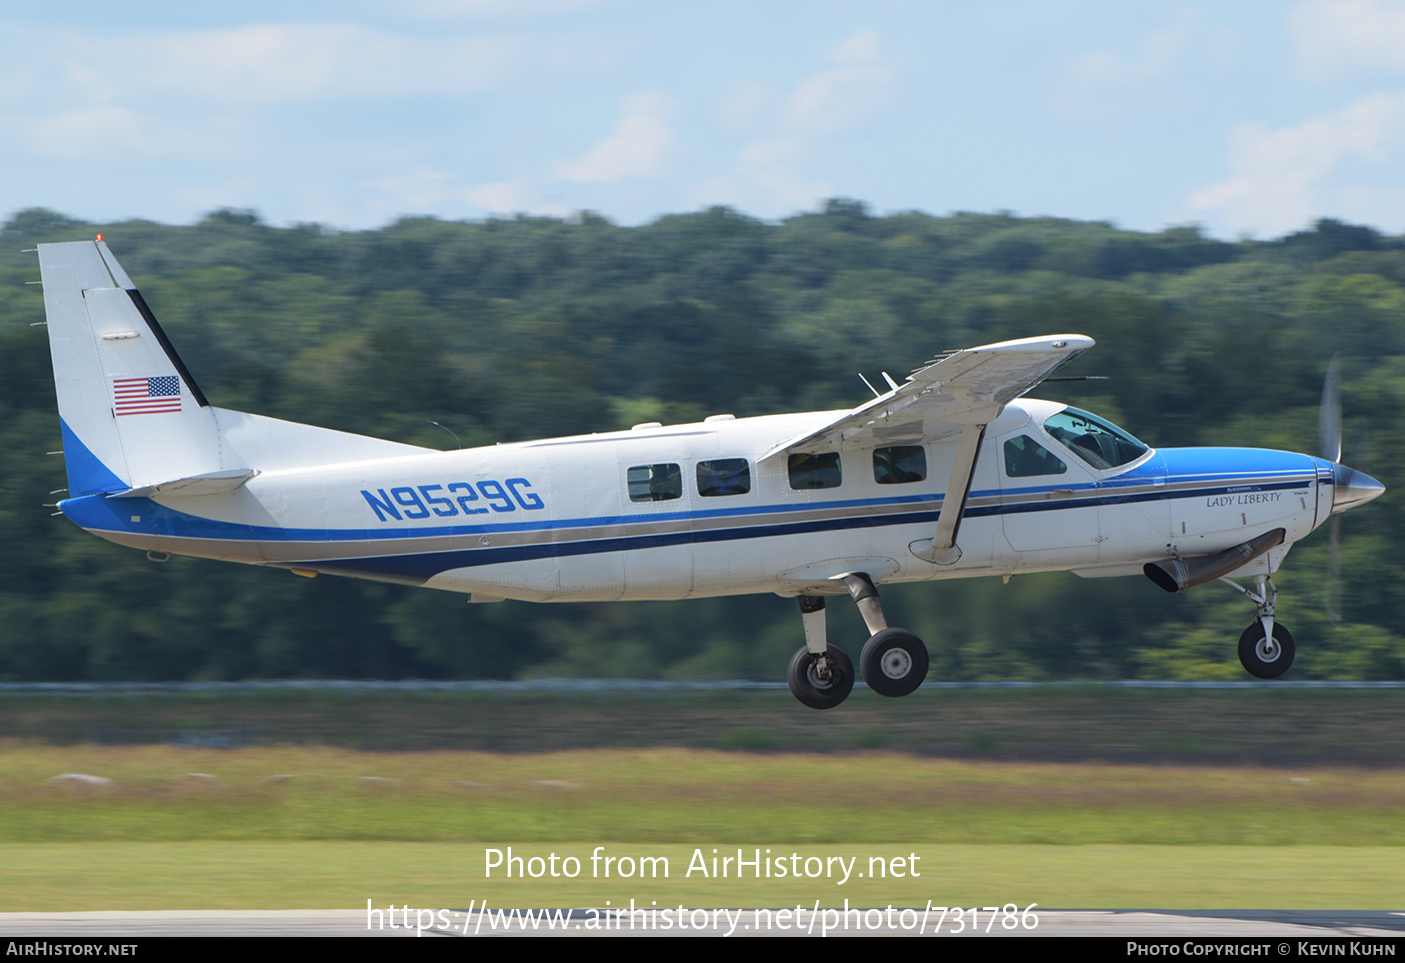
[29,106,147,160]
[1068,9,1198,90]
[170,178,262,213]
[466,179,539,214]
[713,80,777,135]
[363,167,570,219]
[783,28,893,136]
[1185,90,1405,235]
[1292,0,1405,80]
[832,28,882,68]
[686,138,833,219]
[27,105,242,162]
[709,28,893,142]
[365,167,466,212]
[687,29,891,217]
[407,0,622,18]
[45,23,521,105]
[0,66,37,105]
[551,92,674,183]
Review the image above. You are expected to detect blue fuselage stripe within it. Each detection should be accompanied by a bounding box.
[64,462,1317,582]
[312,474,1313,579]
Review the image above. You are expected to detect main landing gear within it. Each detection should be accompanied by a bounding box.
[1222,574,1295,679]
[787,573,929,709]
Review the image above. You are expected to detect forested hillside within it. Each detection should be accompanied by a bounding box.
[1,201,1401,682]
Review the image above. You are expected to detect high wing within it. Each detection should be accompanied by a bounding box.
[761,334,1094,568]
[761,334,1094,460]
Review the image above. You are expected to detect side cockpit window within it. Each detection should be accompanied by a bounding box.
[1004,435,1067,477]
[1042,407,1148,471]
[628,463,682,502]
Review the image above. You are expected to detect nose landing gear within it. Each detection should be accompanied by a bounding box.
[1221,574,1296,679]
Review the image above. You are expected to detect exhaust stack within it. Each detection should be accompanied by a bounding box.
[1143,529,1286,594]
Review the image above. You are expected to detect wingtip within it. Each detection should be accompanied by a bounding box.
[980,334,1094,352]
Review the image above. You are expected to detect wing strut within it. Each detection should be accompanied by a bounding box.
[910,421,987,565]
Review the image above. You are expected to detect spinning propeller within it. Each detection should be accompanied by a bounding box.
[1319,356,1385,624]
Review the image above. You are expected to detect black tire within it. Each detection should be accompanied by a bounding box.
[786,645,854,710]
[860,628,929,697]
[1238,621,1295,679]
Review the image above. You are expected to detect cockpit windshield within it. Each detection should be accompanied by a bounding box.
[1042,407,1148,471]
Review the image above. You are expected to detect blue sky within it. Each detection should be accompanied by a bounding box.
[7,1,1405,238]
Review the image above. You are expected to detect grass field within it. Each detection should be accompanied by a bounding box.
[5,684,1405,761]
[8,842,1402,911]
[2,687,1403,912]
[3,743,1403,911]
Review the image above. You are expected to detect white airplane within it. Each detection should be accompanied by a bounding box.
[33,239,1386,708]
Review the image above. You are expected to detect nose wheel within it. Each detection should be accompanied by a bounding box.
[1237,621,1295,679]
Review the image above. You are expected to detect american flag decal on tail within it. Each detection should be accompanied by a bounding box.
[113,376,181,416]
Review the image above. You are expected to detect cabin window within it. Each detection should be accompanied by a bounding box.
[697,458,751,497]
[788,452,842,490]
[1042,407,1148,470]
[1004,435,1068,477]
[873,445,927,484]
[627,463,682,502]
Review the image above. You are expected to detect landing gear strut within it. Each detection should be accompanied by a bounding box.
[786,574,929,709]
[786,596,854,709]
[1221,574,1295,679]
[841,573,929,698]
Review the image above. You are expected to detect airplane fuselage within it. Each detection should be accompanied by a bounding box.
[59,398,1328,603]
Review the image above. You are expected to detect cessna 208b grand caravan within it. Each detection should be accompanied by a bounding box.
[33,239,1386,708]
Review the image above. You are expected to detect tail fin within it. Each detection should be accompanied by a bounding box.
[38,240,432,501]
[38,240,228,496]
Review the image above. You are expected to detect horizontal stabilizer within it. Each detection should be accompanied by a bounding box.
[115,468,258,499]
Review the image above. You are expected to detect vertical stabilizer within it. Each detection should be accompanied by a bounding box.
[37,240,230,496]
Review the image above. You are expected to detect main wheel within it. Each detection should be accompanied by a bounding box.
[860,628,929,697]
[1238,621,1295,679]
[787,645,854,710]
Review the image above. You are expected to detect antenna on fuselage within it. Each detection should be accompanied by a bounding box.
[858,373,882,398]
[429,420,462,450]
